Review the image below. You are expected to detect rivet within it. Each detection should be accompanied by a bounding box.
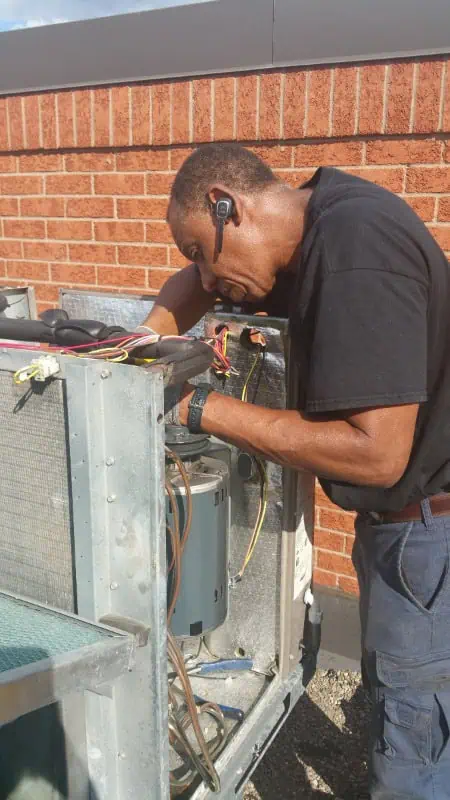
[105,457,115,467]
[101,369,111,379]
[107,494,117,503]
[110,582,119,591]
[118,752,127,760]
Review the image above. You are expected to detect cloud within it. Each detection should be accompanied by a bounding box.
[0,0,204,27]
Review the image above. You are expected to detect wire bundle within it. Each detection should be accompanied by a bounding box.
[165,447,224,795]
[209,326,237,378]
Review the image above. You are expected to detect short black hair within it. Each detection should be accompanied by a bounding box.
[170,143,277,213]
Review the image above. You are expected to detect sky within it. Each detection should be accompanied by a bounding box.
[0,0,203,30]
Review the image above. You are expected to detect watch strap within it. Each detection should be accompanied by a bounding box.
[187,383,213,433]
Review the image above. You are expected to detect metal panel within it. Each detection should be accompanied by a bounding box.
[0,286,36,320]
[273,0,450,66]
[0,369,75,612]
[0,0,274,95]
[60,289,156,330]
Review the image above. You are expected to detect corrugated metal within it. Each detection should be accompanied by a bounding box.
[0,372,75,612]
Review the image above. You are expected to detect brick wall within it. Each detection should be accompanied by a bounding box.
[1,57,450,594]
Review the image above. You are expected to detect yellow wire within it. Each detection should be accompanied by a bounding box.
[13,366,39,385]
[241,352,260,403]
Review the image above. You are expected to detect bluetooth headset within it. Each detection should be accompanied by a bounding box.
[212,196,234,258]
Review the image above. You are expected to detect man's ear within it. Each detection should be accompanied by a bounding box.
[206,184,243,225]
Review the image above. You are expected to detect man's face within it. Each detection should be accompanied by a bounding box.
[167,197,277,304]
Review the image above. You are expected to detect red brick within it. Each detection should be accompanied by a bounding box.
[148,268,177,290]
[413,60,444,134]
[193,79,212,142]
[213,77,235,142]
[7,261,49,280]
[345,535,356,556]
[314,528,345,553]
[23,95,40,150]
[51,263,96,284]
[23,241,67,261]
[428,226,450,251]
[111,85,131,147]
[407,166,450,193]
[438,197,450,221]
[386,62,414,134]
[118,245,167,266]
[337,575,358,595]
[404,195,436,222]
[358,65,386,135]
[37,301,57,314]
[146,221,173,244]
[0,240,22,258]
[116,150,169,171]
[316,550,355,577]
[94,174,144,196]
[314,568,338,589]
[259,72,282,140]
[170,147,194,170]
[131,85,151,147]
[169,247,190,267]
[117,197,168,219]
[95,221,144,242]
[283,71,306,140]
[348,167,404,193]
[21,197,65,217]
[251,145,292,168]
[93,88,111,147]
[367,139,442,165]
[67,197,114,218]
[4,220,45,239]
[8,96,24,150]
[443,65,450,132]
[56,92,75,148]
[48,220,92,240]
[294,142,363,168]
[315,483,339,510]
[34,284,61,302]
[152,83,171,146]
[0,98,8,150]
[18,154,63,172]
[171,81,190,145]
[319,508,356,536]
[274,169,315,187]
[0,198,18,216]
[237,75,258,141]
[46,174,91,195]
[74,89,92,148]
[306,69,332,138]
[146,173,174,195]
[69,243,116,264]
[65,153,114,172]
[40,93,57,150]
[332,66,357,136]
[97,266,146,288]
[0,155,16,173]
[0,260,5,277]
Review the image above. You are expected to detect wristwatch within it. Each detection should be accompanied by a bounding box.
[187,383,214,433]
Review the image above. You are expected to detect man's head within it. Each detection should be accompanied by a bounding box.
[167,143,307,304]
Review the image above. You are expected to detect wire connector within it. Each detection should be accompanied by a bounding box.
[14,355,61,385]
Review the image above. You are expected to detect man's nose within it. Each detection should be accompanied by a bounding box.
[200,272,217,293]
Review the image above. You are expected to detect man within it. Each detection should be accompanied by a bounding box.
[142,143,450,799]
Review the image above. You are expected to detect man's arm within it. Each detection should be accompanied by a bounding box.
[142,264,215,335]
[178,388,419,487]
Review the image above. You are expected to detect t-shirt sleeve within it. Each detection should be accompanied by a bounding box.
[305,267,428,413]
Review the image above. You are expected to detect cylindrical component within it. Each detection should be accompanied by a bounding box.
[166,456,229,638]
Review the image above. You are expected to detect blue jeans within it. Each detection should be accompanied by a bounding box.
[353,501,450,800]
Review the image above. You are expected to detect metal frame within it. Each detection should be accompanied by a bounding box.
[0,285,37,320]
[1,0,449,96]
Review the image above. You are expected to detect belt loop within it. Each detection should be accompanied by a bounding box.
[420,498,434,530]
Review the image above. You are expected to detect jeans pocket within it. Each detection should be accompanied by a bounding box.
[379,695,432,765]
[398,522,450,613]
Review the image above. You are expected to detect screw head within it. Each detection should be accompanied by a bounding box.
[105,457,115,467]
[101,369,111,379]
[110,582,119,591]
[107,494,117,503]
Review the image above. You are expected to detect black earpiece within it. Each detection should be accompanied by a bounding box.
[214,197,234,256]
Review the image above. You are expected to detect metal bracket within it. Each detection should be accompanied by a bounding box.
[98,614,151,648]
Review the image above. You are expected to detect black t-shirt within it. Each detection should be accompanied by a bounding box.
[267,167,450,513]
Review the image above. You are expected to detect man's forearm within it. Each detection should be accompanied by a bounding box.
[178,389,400,488]
[143,264,215,336]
